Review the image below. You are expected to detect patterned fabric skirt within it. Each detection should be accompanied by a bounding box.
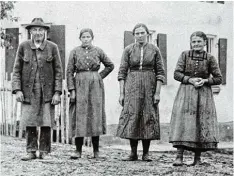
[169,84,219,151]
[21,85,54,130]
[116,70,160,140]
[71,71,106,137]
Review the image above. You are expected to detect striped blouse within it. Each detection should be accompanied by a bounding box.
[118,43,165,83]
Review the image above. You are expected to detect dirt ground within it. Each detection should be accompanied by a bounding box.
[1,135,233,176]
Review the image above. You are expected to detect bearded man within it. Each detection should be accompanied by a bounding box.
[12,18,63,160]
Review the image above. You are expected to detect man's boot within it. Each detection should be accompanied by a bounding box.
[23,127,37,161]
[21,152,37,161]
[39,127,51,159]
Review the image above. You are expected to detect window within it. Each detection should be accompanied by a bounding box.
[206,34,217,54]
[147,30,156,43]
[205,34,221,93]
[200,1,224,4]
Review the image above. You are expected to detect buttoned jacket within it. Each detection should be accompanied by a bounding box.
[12,40,63,103]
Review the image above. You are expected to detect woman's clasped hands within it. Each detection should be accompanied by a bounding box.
[188,77,208,88]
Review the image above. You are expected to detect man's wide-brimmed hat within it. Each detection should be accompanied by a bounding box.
[25,18,50,30]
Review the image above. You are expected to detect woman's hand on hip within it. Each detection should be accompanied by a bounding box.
[70,90,76,103]
[119,94,124,107]
[16,91,24,102]
[153,93,160,105]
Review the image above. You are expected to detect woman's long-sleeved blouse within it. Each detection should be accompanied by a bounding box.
[118,43,165,82]
[67,45,114,91]
[174,50,222,85]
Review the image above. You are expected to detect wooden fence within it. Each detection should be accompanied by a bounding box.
[0,73,73,144]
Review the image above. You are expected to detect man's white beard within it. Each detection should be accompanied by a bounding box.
[33,35,45,44]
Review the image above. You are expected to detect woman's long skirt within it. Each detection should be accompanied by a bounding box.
[169,84,219,151]
[116,70,160,140]
[72,71,106,137]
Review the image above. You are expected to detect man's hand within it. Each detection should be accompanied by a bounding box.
[153,93,160,105]
[51,92,61,105]
[16,91,24,102]
[70,90,76,103]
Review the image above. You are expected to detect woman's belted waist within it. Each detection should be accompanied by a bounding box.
[130,67,154,72]
[76,69,98,73]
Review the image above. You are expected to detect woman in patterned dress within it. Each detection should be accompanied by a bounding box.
[66,28,114,159]
[116,23,165,161]
[169,31,222,166]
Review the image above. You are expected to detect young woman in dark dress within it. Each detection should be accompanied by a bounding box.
[117,23,165,161]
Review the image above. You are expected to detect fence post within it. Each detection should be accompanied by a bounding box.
[2,74,5,135]
[51,124,53,143]
[1,48,6,135]
[7,78,11,136]
[9,73,13,136]
[55,104,60,143]
[0,85,5,135]
[5,73,8,136]
[61,80,65,144]
[18,103,23,138]
[12,94,17,137]
[65,89,70,144]
[0,90,3,135]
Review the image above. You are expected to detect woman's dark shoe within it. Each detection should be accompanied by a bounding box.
[122,153,138,161]
[189,158,202,166]
[94,151,99,158]
[189,151,202,166]
[122,139,138,161]
[21,152,36,161]
[173,148,184,166]
[173,156,183,166]
[70,151,81,159]
[142,153,152,162]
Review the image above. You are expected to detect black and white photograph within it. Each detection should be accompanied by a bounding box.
[0,1,233,175]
